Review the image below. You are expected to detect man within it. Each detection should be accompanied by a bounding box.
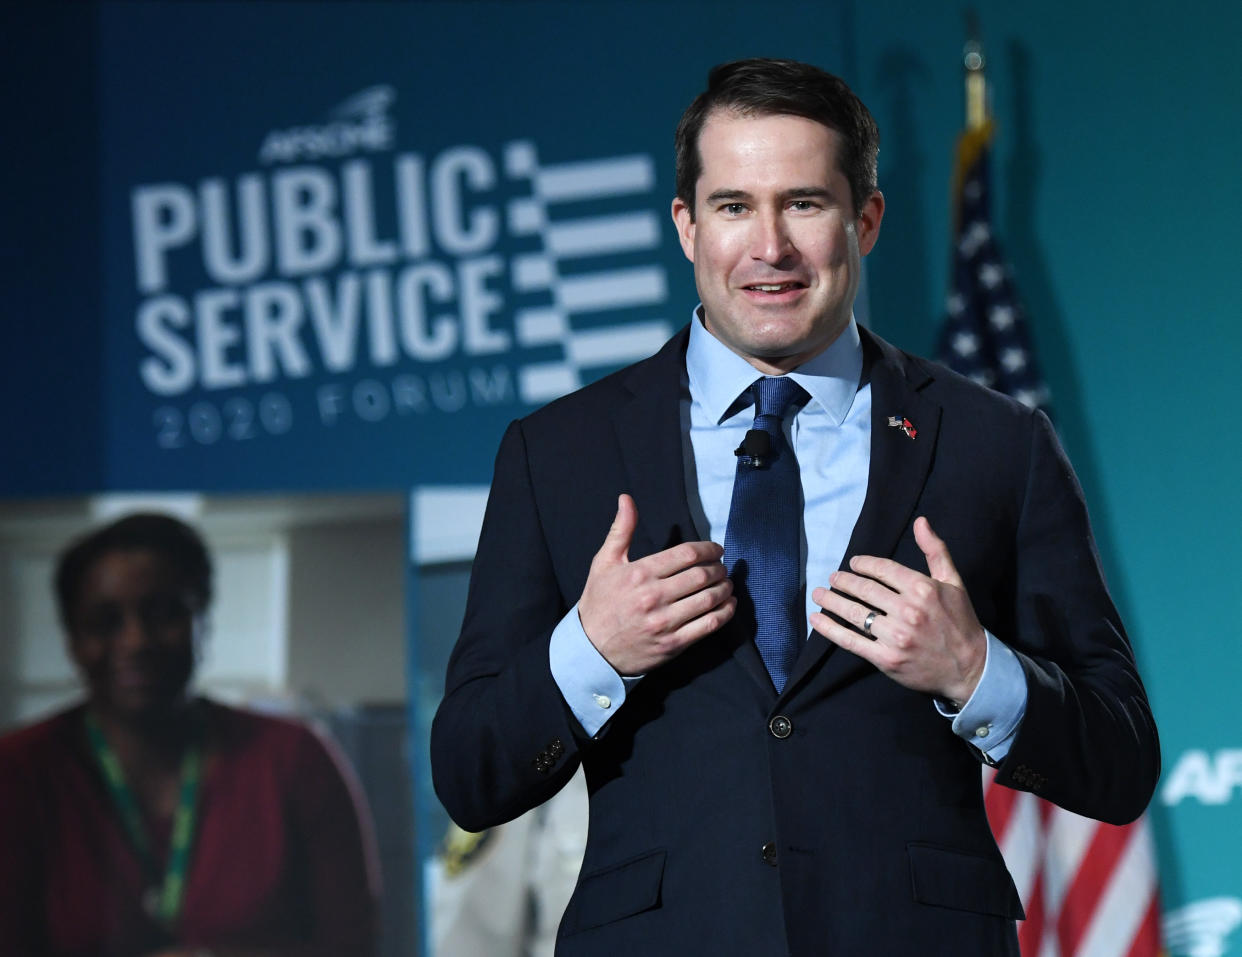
[431,58,1158,955]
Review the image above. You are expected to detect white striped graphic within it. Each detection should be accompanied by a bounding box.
[556,267,666,312]
[535,155,655,201]
[519,364,580,404]
[515,308,567,346]
[512,254,555,292]
[506,197,544,235]
[565,322,671,365]
[504,141,671,405]
[546,212,661,258]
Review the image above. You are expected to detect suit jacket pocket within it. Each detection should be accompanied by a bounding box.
[907,842,1025,920]
[558,848,666,936]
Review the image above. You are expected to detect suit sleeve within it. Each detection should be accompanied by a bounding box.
[431,419,588,832]
[993,410,1159,824]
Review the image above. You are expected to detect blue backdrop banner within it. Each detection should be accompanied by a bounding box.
[96,2,847,490]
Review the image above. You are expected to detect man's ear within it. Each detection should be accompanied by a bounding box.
[671,196,696,263]
[856,190,885,256]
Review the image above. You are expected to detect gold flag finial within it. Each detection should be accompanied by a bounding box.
[963,16,988,131]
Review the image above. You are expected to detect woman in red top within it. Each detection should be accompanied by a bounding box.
[0,513,380,957]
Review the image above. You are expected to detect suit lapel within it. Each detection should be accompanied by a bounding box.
[611,328,701,555]
[840,330,942,572]
[782,328,943,699]
[612,327,777,698]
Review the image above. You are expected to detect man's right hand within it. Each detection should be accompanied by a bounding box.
[578,493,735,676]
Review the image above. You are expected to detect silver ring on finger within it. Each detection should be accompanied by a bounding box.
[862,610,878,638]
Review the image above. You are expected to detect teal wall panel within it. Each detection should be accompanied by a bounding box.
[3,0,1239,950]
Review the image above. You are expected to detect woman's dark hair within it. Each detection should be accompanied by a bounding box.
[54,513,214,626]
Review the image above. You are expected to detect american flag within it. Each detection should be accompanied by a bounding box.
[941,122,1165,957]
[984,770,1164,956]
[938,122,1049,412]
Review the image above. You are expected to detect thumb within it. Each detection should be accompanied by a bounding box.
[914,517,963,586]
[597,493,638,564]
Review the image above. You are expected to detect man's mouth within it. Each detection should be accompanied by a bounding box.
[743,282,806,294]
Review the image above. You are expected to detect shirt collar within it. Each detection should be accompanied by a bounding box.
[685,306,863,426]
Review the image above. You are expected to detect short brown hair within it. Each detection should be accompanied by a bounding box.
[675,58,880,219]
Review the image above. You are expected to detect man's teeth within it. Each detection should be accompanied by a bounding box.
[750,283,797,292]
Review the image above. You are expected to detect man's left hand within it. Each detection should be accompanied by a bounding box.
[810,517,986,706]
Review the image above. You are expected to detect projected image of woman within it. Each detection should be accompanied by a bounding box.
[0,513,380,957]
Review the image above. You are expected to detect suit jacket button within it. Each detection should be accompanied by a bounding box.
[768,715,793,739]
[761,842,778,866]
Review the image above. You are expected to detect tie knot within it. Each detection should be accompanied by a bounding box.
[752,376,807,420]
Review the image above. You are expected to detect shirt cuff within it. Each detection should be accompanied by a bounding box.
[549,602,636,738]
[934,630,1027,763]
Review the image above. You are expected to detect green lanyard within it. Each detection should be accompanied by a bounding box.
[84,710,204,927]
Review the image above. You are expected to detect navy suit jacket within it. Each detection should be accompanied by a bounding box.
[430,325,1158,956]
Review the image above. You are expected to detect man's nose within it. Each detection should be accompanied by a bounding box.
[750,211,795,266]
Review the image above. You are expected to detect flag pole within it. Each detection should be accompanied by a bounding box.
[963,36,988,131]
[952,23,993,229]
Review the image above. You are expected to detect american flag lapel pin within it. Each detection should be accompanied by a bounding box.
[887,415,917,440]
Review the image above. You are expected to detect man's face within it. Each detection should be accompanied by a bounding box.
[672,110,883,374]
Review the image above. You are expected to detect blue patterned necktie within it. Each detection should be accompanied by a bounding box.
[723,376,808,693]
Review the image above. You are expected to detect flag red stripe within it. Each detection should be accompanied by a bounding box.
[985,776,1020,838]
[1124,890,1163,957]
[1017,866,1046,954]
[1056,821,1131,955]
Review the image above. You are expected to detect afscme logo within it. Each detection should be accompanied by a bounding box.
[1163,897,1242,957]
[258,85,396,165]
[1161,749,1242,806]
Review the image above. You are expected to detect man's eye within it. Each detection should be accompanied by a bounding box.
[789,200,816,211]
[722,203,747,215]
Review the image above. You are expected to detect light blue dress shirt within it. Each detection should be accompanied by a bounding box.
[548,311,1025,761]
